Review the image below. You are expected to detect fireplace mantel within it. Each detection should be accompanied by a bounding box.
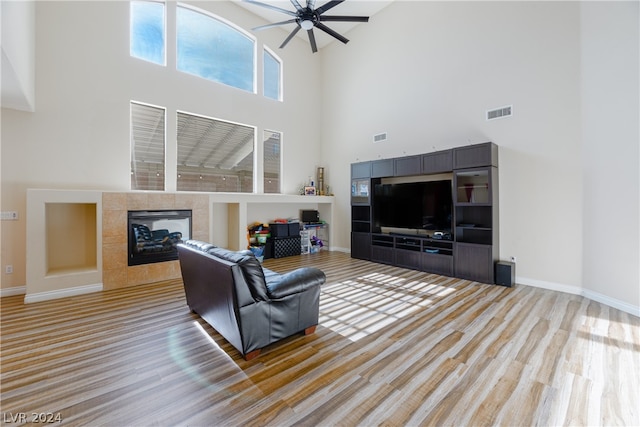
[25,189,334,303]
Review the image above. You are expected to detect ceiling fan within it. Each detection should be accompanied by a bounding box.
[245,0,369,53]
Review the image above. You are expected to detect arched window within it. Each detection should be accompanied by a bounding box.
[177,5,255,92]
[130,1,165,65]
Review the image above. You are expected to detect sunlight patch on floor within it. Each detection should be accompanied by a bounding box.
[319,271,456,342]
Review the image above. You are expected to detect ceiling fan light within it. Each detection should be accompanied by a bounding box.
[300,19,314,30]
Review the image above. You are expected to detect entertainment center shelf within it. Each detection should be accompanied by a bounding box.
[371,234,454,276]
[351,142,499,284]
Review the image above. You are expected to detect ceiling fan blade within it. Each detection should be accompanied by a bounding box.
[253,19,298,31]
[315,22,349,44]
[244,0,298,17]
[319,15,369,23]
[307,0,316,10]
[280,25,301,49]
[289,0,305,13]
[307,29,318,53]
[315,0,344,15]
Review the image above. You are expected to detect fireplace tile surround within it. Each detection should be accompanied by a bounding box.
[102,192,209,289]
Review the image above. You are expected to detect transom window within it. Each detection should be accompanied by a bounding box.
[130,2,282,99]
[130,1,165,65]
[176,112,255,193]
[177,5,255,92]
[263,48,282,101]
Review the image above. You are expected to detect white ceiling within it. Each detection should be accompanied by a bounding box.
[235,0,394,50]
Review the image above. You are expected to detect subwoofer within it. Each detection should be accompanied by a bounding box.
[495,261,515,287]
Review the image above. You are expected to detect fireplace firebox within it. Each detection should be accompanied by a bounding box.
[128,210,192,266]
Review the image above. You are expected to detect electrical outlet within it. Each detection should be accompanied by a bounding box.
[510,256,517,263]
[5,265,13,274]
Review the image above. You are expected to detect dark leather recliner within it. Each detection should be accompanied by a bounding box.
[132,223,183,253]
[177,240,326,360]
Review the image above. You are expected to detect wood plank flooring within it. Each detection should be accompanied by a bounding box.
[1,251,639,426]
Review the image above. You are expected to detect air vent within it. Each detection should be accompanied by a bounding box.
[373,132,388,143]
[487,105,513,121]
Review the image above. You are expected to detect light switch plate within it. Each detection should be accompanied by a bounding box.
[0,211,18,220]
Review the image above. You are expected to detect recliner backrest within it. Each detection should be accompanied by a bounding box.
[183,240,216,252]
[133,224,153,242]
[207,247,269,302]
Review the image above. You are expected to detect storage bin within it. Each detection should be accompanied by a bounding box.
[268,236,301,258]
[269,222,300,238]
[269,223,290,237]
[288,222,300,236]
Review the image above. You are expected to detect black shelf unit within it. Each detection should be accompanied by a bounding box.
[351,142,499,284]
[351,161,373,260]
[453,164,499,282]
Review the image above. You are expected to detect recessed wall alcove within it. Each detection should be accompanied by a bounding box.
[26,189,103,303]
[46,202,97,274]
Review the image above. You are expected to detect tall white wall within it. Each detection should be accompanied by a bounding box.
[580,1,639,309]
[321,1,582,283]
[1,1,322,289]
[320,1,638,312]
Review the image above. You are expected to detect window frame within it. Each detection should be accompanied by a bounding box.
[176,110,257,194]
[263,129,283,193]
[176,3,257,93]
[130,100,167,191]
[130,0,167,66]
[263,46,283,101]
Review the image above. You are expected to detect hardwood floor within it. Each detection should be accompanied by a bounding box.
[1,251,639,426]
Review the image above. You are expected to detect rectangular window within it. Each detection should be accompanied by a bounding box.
[176,112,255,193]
[263,130,281,193]
[263,48,282,101]
[130,1,166,65]
[131,102,166,191]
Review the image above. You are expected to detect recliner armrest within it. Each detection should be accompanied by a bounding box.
[266,268,325,299]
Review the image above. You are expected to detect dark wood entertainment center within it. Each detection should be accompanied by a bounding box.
[351,142,499,284]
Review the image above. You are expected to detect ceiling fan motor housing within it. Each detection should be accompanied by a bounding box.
[247,0,370,53]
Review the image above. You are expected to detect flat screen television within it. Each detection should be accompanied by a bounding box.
[373,180,452,234]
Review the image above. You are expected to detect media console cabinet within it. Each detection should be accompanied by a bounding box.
[351,142,499,284]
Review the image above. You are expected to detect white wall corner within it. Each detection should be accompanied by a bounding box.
[518,276,640,317]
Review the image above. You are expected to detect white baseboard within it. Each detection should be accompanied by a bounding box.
[517,276,640,317]
[331,246,350,253]
[24,283,103,304]
[581,288,640,318]
[1,286,27,297]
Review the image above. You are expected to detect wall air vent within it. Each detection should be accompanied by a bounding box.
[487,105,513,121]
[373,132,388,143]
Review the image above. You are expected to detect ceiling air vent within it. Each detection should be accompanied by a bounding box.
[487,105,513,121]
[373,132,388,143]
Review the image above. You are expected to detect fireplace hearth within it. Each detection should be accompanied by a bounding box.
[128,210,192,266]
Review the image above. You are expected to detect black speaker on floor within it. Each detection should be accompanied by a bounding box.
[495,261,515,287]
